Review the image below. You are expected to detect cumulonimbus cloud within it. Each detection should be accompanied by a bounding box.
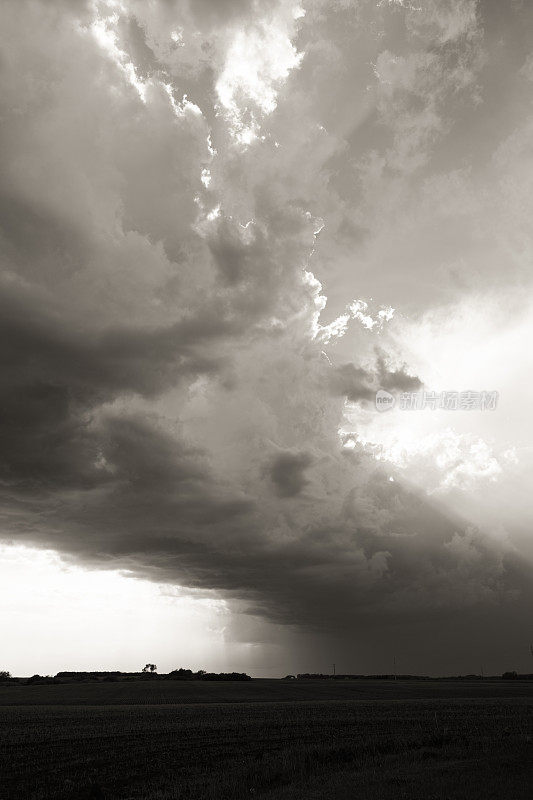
[1,0,532,668]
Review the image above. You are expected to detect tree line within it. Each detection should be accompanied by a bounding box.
[0,667,251,684]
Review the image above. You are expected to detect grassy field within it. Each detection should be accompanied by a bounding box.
[0,680,531,799]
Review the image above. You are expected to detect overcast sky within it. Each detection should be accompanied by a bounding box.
[1,0,532,677]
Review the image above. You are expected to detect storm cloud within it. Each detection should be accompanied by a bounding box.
[1,0,533,672]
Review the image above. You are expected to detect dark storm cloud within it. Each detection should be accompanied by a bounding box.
[116,15,159,83]
[0,286,229,401]
[329,364,376,403]
[376,356,422,393]
[0,193,89,279]
[186,0,272,27]
[0,279,238,496]
[153,0,268,26]
[269,451,313,497]
[329,359,421,403]
[18,448,523,654]
[208,218,254,285]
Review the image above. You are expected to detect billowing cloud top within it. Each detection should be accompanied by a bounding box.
[1,0,533,671]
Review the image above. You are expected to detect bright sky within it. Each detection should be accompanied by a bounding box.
[0,544,284,676]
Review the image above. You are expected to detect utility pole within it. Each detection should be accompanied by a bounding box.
[333,663,336,677]
[393,655,397,680]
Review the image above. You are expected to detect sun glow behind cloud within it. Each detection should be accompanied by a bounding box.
[215,5,305,143]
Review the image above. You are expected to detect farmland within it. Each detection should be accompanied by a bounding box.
[0,680,531,799]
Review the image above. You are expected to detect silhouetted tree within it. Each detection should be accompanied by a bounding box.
[0,670,11,681]
[142,663,157,673]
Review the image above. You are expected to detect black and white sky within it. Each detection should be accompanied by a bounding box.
[1,0,532,676]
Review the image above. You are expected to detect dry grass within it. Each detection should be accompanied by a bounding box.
[0,681,531,799]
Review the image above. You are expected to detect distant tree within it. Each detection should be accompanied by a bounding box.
[199,672,251,681]
[26,674,59,684]
[168,668,193,680]
[142,663,157,673]
[0,670,11,682]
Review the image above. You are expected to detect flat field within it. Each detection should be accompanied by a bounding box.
[0,680,531,799]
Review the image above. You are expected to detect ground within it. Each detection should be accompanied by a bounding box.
[0,680,531,799]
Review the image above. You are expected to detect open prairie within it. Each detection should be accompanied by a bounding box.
[1,680,531,799]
